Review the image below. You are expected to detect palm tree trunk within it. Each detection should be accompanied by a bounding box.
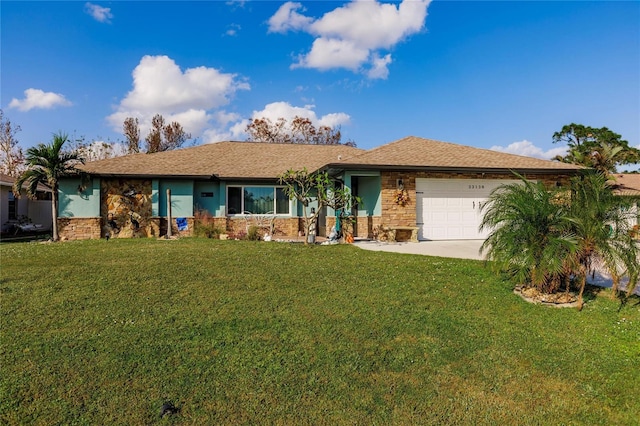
[610,271,620,300]
[577,272,587,311]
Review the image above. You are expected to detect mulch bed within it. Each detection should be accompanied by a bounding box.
[514,285,579,308]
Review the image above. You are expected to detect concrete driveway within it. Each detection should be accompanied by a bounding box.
[353,239,486,260]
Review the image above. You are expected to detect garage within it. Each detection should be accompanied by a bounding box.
[416,178,519,240]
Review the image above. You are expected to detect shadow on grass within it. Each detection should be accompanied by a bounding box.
[582,283,640,312]
[617,293,640,312]
[582,284,604,304]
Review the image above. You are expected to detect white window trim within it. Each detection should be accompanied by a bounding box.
[226,185,292,216]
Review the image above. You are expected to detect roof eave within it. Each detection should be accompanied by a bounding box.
[77,172,218,180]
[324,163,584,174]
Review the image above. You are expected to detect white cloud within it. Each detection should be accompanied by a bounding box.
[317,112,351,128]
[202,128,235,144]
[270,0,431,79]
[309,0,429,49]
[268,2,313,33]
[201,112,248,142]
[164,109,212,138]
[250,101,351,126]
[8,88,72,111]
[490,140,568,160]
[107,55,250,138]
[109,56,352,144]
[226,0,247,9]
[367,53,392,80]
[293,38,369,71]
[84,2,113,23]
[225,23,241,37]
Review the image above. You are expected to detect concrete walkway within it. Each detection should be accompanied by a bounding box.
[353,239,486,260]
[353,239,639,295]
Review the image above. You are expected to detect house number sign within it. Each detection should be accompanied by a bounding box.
[468,185,485,189]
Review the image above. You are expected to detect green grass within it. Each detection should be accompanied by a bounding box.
[1,239,639,425]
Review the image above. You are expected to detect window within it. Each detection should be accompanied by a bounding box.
[227,186,290,215]
[8,191,17,220]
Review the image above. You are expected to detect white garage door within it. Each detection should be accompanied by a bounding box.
[416,178,519,240]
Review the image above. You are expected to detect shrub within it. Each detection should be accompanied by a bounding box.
[194,208,224,239]
[233,230,247,240]
[247,225,261,241]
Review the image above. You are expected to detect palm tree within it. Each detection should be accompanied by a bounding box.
[13,132,83,241]
[480,175,577,294]
[567,171,639,308]
[590,143,624,175]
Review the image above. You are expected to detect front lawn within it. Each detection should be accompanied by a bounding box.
[1,239,638,424]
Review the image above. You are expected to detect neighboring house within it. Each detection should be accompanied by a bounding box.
[0,173,53,233]
[611,173,640,230]
[60,136,583,241]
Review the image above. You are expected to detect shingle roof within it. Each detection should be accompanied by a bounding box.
[612,173,640,197]
[0,173,51,192]
[78,141,364,179]
[333,136,583,172]
[78,136,583,179]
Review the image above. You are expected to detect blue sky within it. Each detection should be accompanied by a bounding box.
[2,0,639,163]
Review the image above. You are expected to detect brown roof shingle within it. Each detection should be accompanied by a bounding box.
[334,136,583,172]
[1,173,51,192]
[612,174,640,196]
[78,136,583,179]
[79,141,364,179]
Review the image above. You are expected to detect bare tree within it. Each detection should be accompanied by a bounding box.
[0,109,25,176]
[143,114,191,154]
[145,114,165,153]
[64,133,121,162]
[245,116,356,147]
[123,117,141,154]
[162,121,191,152]
[246,117,291,144]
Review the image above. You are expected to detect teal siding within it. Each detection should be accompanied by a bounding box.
[194,181,220,216]
[58,177,100,217]
[296,198,316,218]
[56,174,381,221]
[151,180,160,216]
[356,176,381,216]
[218,182,227,216]
[158,180,194,217]
[342,171,381,216]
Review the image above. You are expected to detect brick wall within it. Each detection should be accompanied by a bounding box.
[324,215,381,239]
[224,216,301,237]
[59,216,199,240]
[155,217,194,237]
[381,171,417,228]
[58,217,101,240]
